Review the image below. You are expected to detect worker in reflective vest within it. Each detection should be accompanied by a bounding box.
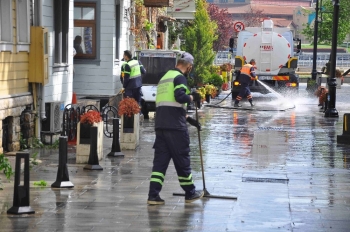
[147,52,204,205]
[122,50,143,105]
[234,59,256,107]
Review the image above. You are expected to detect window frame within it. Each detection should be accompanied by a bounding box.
[0,0,14,52]
[16,0,30,52]
[73,1,100,64]
[54,0,69,67]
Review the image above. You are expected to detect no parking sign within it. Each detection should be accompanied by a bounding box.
[234,21,245,32]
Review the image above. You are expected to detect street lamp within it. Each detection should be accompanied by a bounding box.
[324,0,339,117]
[311,0,319,81]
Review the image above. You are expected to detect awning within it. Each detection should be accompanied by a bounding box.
[167,0,196,20]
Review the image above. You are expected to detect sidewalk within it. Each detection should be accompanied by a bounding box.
[1,88,350,231]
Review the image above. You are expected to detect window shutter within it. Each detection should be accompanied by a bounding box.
[0,0,12,42]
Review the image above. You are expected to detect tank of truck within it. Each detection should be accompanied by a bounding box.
[232,19,300,96]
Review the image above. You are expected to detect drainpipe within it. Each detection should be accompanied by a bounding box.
[36,0,46,121]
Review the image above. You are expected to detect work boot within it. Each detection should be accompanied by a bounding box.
[147,195,165,205]
[185,190,204,203]
[234,103,242,107]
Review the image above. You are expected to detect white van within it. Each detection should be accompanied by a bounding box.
[136,50,185,119]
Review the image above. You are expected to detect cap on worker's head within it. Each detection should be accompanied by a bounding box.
[250,59,256,64]
[180,52,194,65]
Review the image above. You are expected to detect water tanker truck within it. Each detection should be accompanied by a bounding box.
[232,19,301,98]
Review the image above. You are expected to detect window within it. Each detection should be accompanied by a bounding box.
[16,0,30,52]
[54,0,69,64]
[115,3,120,60]
[219,0,228,3]
[0,0,13,52]
[74,2,97,59]
[234,0,245,2]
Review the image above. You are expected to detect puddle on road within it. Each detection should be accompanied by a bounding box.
[250,130,289,167]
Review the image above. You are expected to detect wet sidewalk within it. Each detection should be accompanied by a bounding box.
[1,85,350,231]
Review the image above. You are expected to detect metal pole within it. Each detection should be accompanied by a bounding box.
[311,0,319,81]
[324,0,339,118]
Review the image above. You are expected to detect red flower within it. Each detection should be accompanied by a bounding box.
[80,110,102,125]
[118,98,140,117]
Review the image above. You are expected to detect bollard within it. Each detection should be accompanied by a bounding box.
[84,126,103,170]
[107,118,124,157]
[337,113,350,145]
[7,153,35,215]
[51,136,74,188]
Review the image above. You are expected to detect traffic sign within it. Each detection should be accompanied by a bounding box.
[234,21,245,32]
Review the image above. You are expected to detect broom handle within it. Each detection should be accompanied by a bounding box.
[195,102,207,190]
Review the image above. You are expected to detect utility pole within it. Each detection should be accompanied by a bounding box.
[324,0,339,118]
[311,0,319,81]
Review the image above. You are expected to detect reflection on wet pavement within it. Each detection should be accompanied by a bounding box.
[1,84,350,231]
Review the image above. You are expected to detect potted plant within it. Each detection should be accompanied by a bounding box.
[76,110,103,164]
[207,73,223,96]
[79,110,102,144]
[204,84,216,103]
[118,98,140,133]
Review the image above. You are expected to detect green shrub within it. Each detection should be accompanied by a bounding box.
[0,154,14,190]
[207,73,223,87]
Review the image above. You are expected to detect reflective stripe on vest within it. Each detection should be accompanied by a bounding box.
[128,60,141,79]
[156,70,189,110]
[240,64,253,78]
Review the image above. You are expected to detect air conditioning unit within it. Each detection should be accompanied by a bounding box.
[42,102,64,132]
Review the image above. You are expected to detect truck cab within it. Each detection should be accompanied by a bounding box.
[232,19,301,98]
[136,50,184,119]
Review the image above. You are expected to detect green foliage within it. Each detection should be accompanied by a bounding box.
[168,22,183,49]
[301,0,350,45]
[0,154,14,190]
[182,0,218,85]
[29,152,39,170]
[33,180,47,187]
[206,73,223,87]
[19,132,28,150]
[45,139,59,149]
[20,133,44,150]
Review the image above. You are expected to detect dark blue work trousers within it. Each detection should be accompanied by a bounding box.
[148,129,196,198]
[124,87,142,106]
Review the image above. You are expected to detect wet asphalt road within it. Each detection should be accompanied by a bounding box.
[0,83,350,231]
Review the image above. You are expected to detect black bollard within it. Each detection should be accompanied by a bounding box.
[51,136,74,188]
[7,153,35,215]
[337,113,350,145]
[107,118,124,157]
[84,126,103,170]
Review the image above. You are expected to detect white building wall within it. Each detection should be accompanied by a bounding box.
[42,0,74,107]
[73,0,128,97]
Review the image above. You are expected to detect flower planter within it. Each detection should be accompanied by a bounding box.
[79,123,91,144]
[76,121,104,164]
[120,114,140,150]
[205,94,211,103]
[123,115,134,133]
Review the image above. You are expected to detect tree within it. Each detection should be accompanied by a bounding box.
[302,0,350,45]
[207,4,235,52]
[182,0,218,85]
[242,6,266,27]
[301,0,350,74]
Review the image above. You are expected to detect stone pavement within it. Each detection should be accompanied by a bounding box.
[1,84,350,231]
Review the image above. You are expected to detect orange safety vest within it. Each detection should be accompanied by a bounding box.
[240,64,256,80]
[240,64,253,77]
